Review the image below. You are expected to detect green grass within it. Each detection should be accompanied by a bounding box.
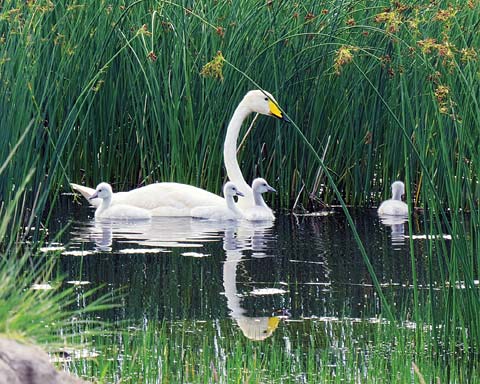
[0,0,479,382]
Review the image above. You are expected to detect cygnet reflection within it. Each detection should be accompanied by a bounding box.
[379,214,408,245]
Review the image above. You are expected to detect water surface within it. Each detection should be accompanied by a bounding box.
[44,196,439,336]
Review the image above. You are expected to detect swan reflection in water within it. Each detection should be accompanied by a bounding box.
[70,217,287,340]
[222,220,287,341]
[378,214,408,246]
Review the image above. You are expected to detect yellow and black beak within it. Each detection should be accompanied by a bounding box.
[268,99,290,123]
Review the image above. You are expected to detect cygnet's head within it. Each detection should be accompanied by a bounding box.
[223,182,245,198]
[242,90,289,122]
[391,181,405,200]
[89,182,113,200]
[252,178,277,194]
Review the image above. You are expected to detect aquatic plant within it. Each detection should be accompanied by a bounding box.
[0,0,478,381]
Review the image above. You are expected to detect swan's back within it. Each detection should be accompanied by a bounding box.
[72,182,225,216]
[191,206,241,221]
[243,206,275,221]
[115,183,225,216]
[378,199,408,216]
[97,204,152,220]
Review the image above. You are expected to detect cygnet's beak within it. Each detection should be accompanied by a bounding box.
[267,185,277,193]
[88,191,99,200]
[236,190,245,197]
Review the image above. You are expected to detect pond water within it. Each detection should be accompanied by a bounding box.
[38,196,473,382]
[43,195,438,333]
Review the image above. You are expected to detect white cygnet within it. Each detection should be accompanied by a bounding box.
[243,178,276,221]
[378,181,408,216]
[89,182,152,220]
[191,182,244,220]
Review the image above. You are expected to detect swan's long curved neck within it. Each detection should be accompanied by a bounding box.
[253,191,266,207]
[223,249,245,318]
[98,197,112,214]
[392,189,403,201]
[224,105,254,207]
[226,195,243,216]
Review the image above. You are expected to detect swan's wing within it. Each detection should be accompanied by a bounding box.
[191,206,236,220]
[243,207,275,221]
[71,182,225,216]
[101,204,151,220]
[112,182,225,216]
[70,183,101,207]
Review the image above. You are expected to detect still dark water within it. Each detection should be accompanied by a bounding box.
[43,195,439,335]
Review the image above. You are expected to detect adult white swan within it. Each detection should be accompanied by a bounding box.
[378,181,408,216]
[243,178,277,221]
[71,90,288,216]
[89,182,151,220]
[191,182,244,220]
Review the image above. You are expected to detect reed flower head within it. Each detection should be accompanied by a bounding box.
[305,12,315,21]
[434,6,457,22]
[334,45,356,75]
[434,85,449,101]
[417,38,437,54]
[374,10,402,33]
[460,47,477,62]
[200,51,225,81]
[137,24,152,36]
[434,85,456,116]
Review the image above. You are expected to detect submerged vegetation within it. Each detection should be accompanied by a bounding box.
[0,0,479,382]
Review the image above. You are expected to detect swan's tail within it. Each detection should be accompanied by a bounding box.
[70,183,100,207]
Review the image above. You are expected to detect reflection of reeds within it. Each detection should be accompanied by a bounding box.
[68,318,470,383]
[0,1,478,381]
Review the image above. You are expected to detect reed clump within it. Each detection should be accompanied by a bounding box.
[0,0,478,382]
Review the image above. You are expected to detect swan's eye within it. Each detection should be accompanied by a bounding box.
[264,97,268,101]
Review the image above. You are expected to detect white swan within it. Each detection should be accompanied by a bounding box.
[243,178,276,221]
[71,90,287,216]
[378,181,408,216]
[89,182,151,220]
[191,182,244,220]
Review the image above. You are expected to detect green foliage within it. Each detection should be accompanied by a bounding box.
[0,0,478,381]
[1,0,478,208]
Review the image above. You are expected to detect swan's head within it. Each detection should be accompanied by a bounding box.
[252,178,277,194]
[391,181,405,201]
[223,182,245,198]
[89,182,113,200]
[243,90,289,122]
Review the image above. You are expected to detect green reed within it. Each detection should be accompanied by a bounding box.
[0,0,479,380]
[2,1,478,207]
